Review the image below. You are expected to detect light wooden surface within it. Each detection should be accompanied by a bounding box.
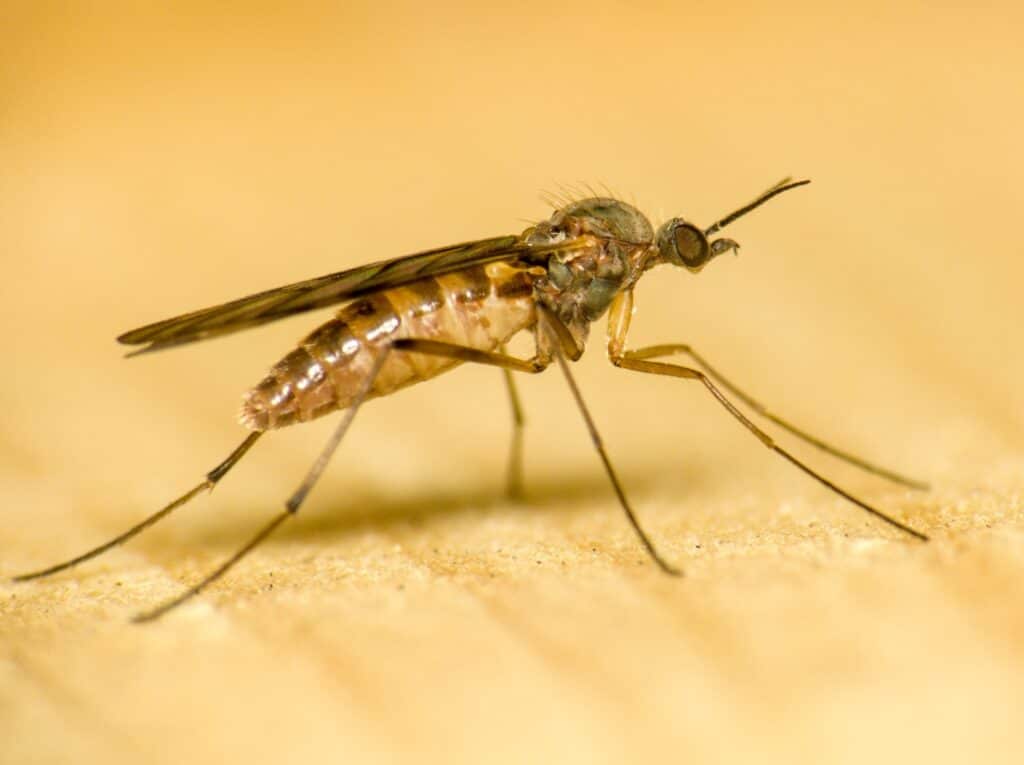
[2,3,1023,763]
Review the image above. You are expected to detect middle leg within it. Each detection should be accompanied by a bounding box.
[536,306,682,575]
[501,350,527,500]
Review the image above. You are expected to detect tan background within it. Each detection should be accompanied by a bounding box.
[2,2,1023,763]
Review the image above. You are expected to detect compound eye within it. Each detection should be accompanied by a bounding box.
[657,219,710,270]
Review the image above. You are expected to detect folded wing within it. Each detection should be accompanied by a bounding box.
[118,234,558,355]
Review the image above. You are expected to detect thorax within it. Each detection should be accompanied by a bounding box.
[523,198,657,347]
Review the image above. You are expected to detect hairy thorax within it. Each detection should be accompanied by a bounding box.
[526,197,656,347]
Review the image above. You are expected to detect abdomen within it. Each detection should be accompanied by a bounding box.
[239,262,538,430]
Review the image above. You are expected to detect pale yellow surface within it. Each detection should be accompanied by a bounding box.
[2,3,1023,764]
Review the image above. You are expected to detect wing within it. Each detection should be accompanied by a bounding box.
[117,235,563,355]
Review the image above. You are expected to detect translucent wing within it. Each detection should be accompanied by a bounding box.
[119,234,555,355]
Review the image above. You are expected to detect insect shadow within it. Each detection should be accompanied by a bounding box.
[184,459,709,551]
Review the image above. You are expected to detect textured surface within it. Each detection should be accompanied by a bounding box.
[2,3,1023,764]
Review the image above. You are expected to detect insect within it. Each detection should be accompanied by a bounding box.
[13,178,929,621]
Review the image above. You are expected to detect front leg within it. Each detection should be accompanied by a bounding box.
[605,291,928,541]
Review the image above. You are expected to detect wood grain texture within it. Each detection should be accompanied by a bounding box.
[2,3,1023,764]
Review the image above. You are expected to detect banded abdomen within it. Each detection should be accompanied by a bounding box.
[239,261,538,430]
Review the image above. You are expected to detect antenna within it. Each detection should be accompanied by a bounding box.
[704,178,810,237]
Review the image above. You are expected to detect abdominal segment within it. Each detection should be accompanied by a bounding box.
[239,262,537,430]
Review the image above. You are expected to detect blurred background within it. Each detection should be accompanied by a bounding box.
[2,2,1022,764]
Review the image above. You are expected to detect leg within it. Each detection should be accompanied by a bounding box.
[390,338,547,372]
[398,337,540,499]
[501,352,527,499]
[398,337,539,499]
[135,339,550,622]
[611,354,929,541]
[12,431,262,583]
[133,348,394,622]
[624,344,928,490]
[536,307,681,575]
[605,289,927,541]
[406,331,679,574]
